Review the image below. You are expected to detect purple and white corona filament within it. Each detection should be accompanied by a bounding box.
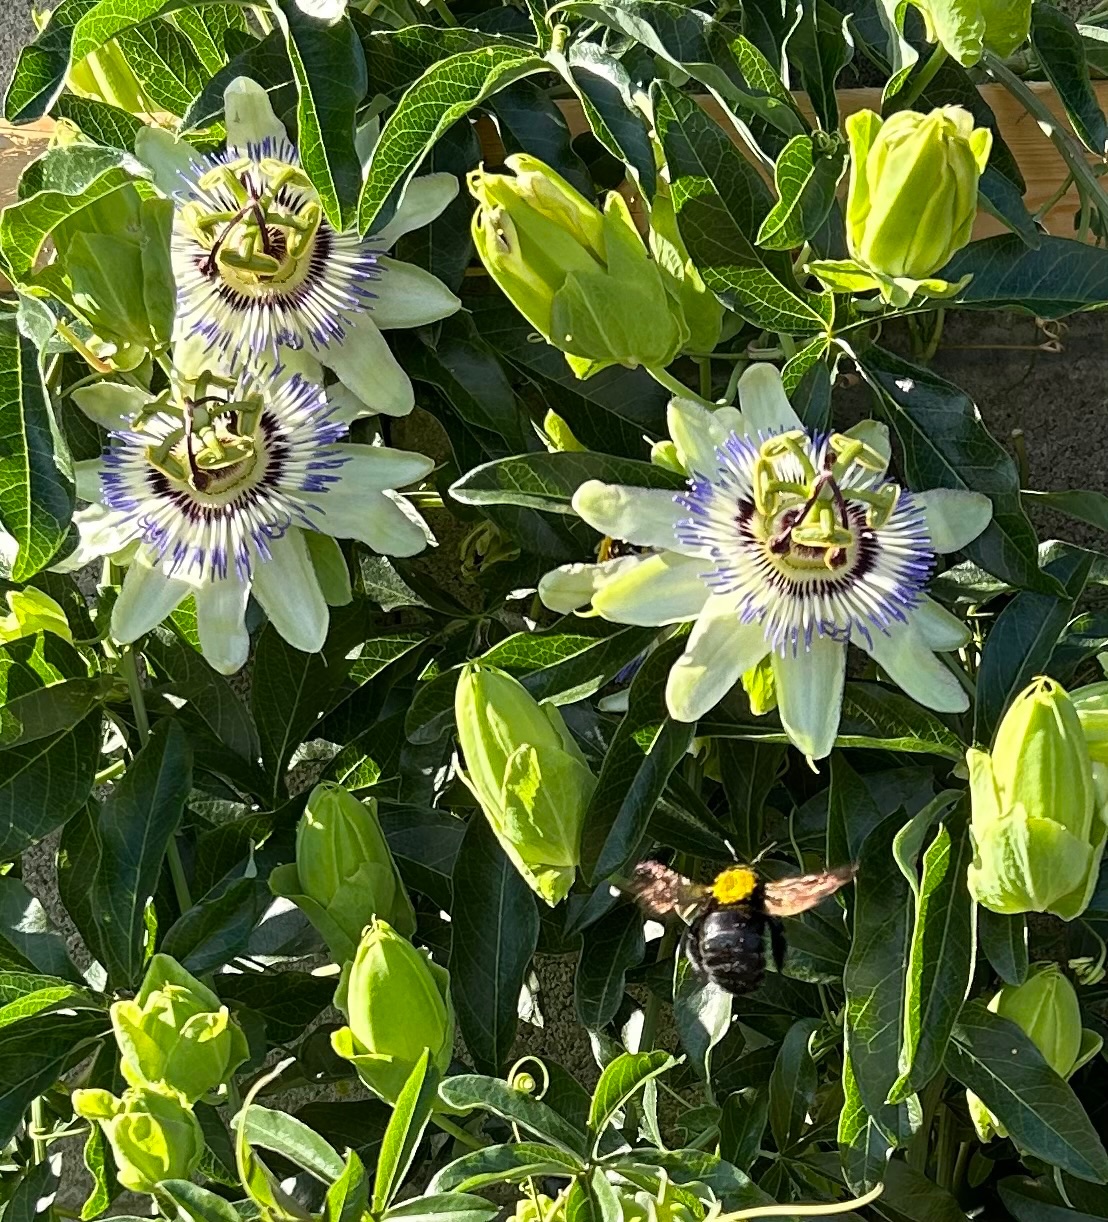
[172,138,378,365]
[538,364,993,759]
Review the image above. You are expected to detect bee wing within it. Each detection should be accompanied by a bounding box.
[763,864,856,917]
[626,860,711,917]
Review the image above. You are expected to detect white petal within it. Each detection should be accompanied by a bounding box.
[112,555,190,643]
[319,490,431,558]
[323,312,414,417]
[915,489,993,554]
[54,504,137,571]
[910,596,970,651]
[841,419,891,472]
[572,481,695,554]
[370,257,461,330]
[195,578,250,675]
[370,174,459,249]
[538,559,637,614]
[737,363,802,433]
[224,76,287,146]
[772,636,846,761]
[666,597,770,722]
[859,624,969,714]
[251,530,329,655]
[134,127,195,197]
[326,382,372,426]
[592,552,710,626]
[330,444,434,491]
[72,383,151,432]
[75,459,104,504]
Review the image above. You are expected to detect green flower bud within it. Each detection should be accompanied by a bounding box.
[845,107,991,281]
[968,963,1102,1141]
[330,919,454,1104]
[270,782,416,963]
[1072,681,1108,766]
[110,954,249,1103]
[469,155,685,378]
[967,678,1108,920]
[908,0,1031,66]
[454,661,596,906]
[73,1086,203,1194]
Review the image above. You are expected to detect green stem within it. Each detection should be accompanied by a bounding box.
[94,758,127,785]
[696,357,713,401]
[897,43,948,110]
[432,1115,488,1149]
[429,0,458,25]
[645,364,714,407]
[30,1097,47,1164]
[984,52,1108,227]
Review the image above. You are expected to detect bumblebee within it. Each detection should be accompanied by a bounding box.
[628,859,856,996]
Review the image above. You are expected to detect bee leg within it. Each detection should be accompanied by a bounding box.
[768,916,788,975]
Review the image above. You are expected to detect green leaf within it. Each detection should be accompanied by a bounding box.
[587,1051,675,1145]
[768,1017,819,1153]
[157,1180,242,1222]
[0,676,110,750]
[80,1121,114,1220]
[719,741,785,861]
[756,132,846,252]
[579,634,694,885]
[181,28,292,130]
[977,908,1028,987]
[53,96,146,151]
[0,1008,109,1144]
[6,1142,61,1222]
[889,803,975,1103]
[838,998,891,1194]
[1030,3,1108,156]
[430,1143,586,1194]
[3,0,97,122]
[69,0,244,60]
[842,805,915,1147]
[219,971,334,1046]
[672,963,732,1083]
[0,146,145,284]
[385,1194,500,1222]
[944,235,1108,316]
[651,80,834,335]
[438,1075,589,1156]
[1024,488,1108,534]
[997,1174,1108,1222]
[372,1050,438,1214]
[449,814,539,1076]
[946,1001,1108,1183]
[0,711,100,861]
[242,1104,345,1181]
[86,719,192,986]
[114,21,207,116]
[719,1090,768,1172]
[0,320,75,581]
[782,0,853,131]
[160,875,270,976]
[973,542,1093,743]
[324,1151,367,1222]
[574,905,645,1030]
[854,344,1051,596]
[358,45,546,236]
[450,451,683,514]
[0,876,80,980]
[268,0,366,229]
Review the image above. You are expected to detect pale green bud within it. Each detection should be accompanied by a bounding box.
[454,661,596,905]
[110,954,248,1103]
[845,107,991,281]
[330,919,454,1104]
[969,963,1102,1141]
[73,1086,203,1194]
[1072,681,1108,766]
[967,678,1108,920]
[270,782,416,963]
[908,0,1032,66]
[468,156,685,378]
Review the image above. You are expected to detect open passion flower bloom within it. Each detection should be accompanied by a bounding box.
[168,77,460,417]
[64,369,435,674]
[539,365,992,759]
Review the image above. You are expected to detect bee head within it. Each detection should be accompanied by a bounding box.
[711,866,758,905]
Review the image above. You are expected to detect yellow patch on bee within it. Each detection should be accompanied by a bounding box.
[711,866,757,905]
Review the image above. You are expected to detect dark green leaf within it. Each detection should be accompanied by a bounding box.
[160,875,269,976]
[783,0,852,130]
[373,1051,438,1213]
[944,234,1108,316]
[1024,488,1108,534]
[0,876,79,980]
[855,344,1050,595]
[756,132,846,251]
[181,29,292,131]
[449,815,539,1076]
[977,908,1028,987]
[114,21,206,116]
[3,0,97,122]
[430,1142,586,1193]
[768,1017,819,1152]
[269,0,366,229]
[579,634,694,885]
[652,81,834,334]
[53,96,145,151]
[385,1194,500,1222]
[220,971,334,1045]
[719,1090,768,1172]
[998,1174,1108,1222]
[719,740,785,861]
[574,905,646,1030]
[838,1016,891,1193]
[1031,3,1108,155]
[946,1001,1108,1183]
[358,45,546,235]
[438,1075,589,1155]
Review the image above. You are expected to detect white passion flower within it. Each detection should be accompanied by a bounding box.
[539,365,993,760]
[65,370,435,675]
[168,77,461,417]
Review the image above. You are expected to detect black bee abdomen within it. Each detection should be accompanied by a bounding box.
[689,906,767,996]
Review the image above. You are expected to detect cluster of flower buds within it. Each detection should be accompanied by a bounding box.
[468,155,718,379]
[74,956,248,1194]
[270,781,416,963]
[454,661,596,906]
[907,0,1032,66]
[967,677,1108,921]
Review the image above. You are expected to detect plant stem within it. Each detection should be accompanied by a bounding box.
[984,53,1108,227]
[94,758,127,785]
[30,1096,47,1164]
[645,364,714,407]
[897,43,947,110]
[696,357,712,401]
[432,1115,488,1149]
